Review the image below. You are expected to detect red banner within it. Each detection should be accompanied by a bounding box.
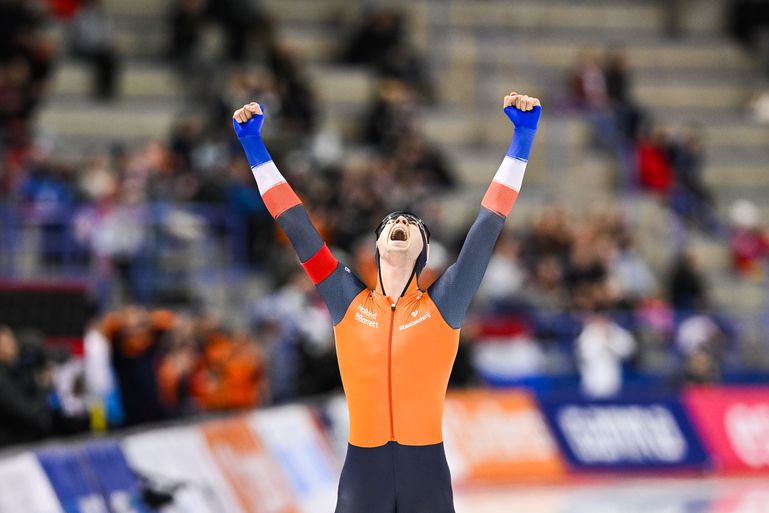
[684,387,769,472]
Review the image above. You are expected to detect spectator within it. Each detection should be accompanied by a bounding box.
[74,169,150,306]
[565,226,611,313]
[0,325,53,447]
[668,124,720,234]
[393,132,454,190]
[189,329,266,411]
[363,79,419,150]
[167,0,207,66]
[607,232,657,305]
[677,313,724,386]
[69,0,119,100]
[47,0,82,19]
[729,199,769,280]
[344,9,433,97]
[676,313,724,357]
[205,0,273,62]
[576,312,636,398]
[604,48,631,106]
[521,255,569,311]
[155,313,198,415]
[96,306,176,425]
[83,322,124,428]
[251,269,335,402]
[20,154,79,265]
[636,124,674,195]
[604,47,643,143]
[344,8,404,68]
[569,49,608,110]
[477,234,525,304]
[266,44,317,135]
[682,349,720,385]
[668,249,708,311]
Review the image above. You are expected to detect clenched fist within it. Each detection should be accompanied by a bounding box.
[232,101,271,168]
[232,102,264,139]
[503,92,541,130]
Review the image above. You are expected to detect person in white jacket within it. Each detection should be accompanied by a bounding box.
[576,312,636,398]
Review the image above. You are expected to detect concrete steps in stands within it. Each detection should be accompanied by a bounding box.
[37,102,175,148]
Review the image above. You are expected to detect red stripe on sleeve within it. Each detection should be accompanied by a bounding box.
[481,181,519,217]
[262,182,302,218]
[302,244,338,285]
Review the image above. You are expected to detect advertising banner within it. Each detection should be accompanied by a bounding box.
[122,426,245,513]
[323,395,350,459]
[201,417,297,513]
[538,396,709,471]
[249,405,338,513]
[80,441,153,513]
[0,453,64,513]
[684,387,769,472]
[709,488,769,513]
[443,390,565,483]
[36,446,109,513]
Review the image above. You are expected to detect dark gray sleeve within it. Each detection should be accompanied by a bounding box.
[428,207,505,329]
[276,204,365,325]
[316,264,367,325]
[275,204,325,261]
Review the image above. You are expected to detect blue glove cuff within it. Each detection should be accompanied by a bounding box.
[238,135,272,168]
[506,127,536,161]
[233,116,272,168]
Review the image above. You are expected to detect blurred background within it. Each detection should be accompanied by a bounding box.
[1,0,769,511]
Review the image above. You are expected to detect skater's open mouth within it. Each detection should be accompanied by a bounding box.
[390,226,408,241]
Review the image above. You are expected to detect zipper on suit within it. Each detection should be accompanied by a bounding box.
[387,299,396,441]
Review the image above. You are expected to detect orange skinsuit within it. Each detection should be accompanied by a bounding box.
[336,276,458,447]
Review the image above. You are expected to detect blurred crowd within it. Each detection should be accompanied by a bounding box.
[468,203,732,398]
[0,307,272,447]
[567,47,769,280]
[568,48,721,236]
[1,3,768,448]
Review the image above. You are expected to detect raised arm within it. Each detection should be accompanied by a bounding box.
[429,92,541,328]
[233,103,364,324]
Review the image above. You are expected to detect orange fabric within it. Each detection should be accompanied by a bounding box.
[335,277,459,447]
[481,181,519,217]
[100,313,122,339]
[262,182,302,218]
[150,310,175,330]
[191,334,265,410]
[100,309,176,357]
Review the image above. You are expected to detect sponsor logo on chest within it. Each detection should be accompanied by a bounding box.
[354,304,379,328]
[399,310,431,331]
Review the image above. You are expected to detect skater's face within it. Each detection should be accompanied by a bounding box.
[376,215,425,266]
